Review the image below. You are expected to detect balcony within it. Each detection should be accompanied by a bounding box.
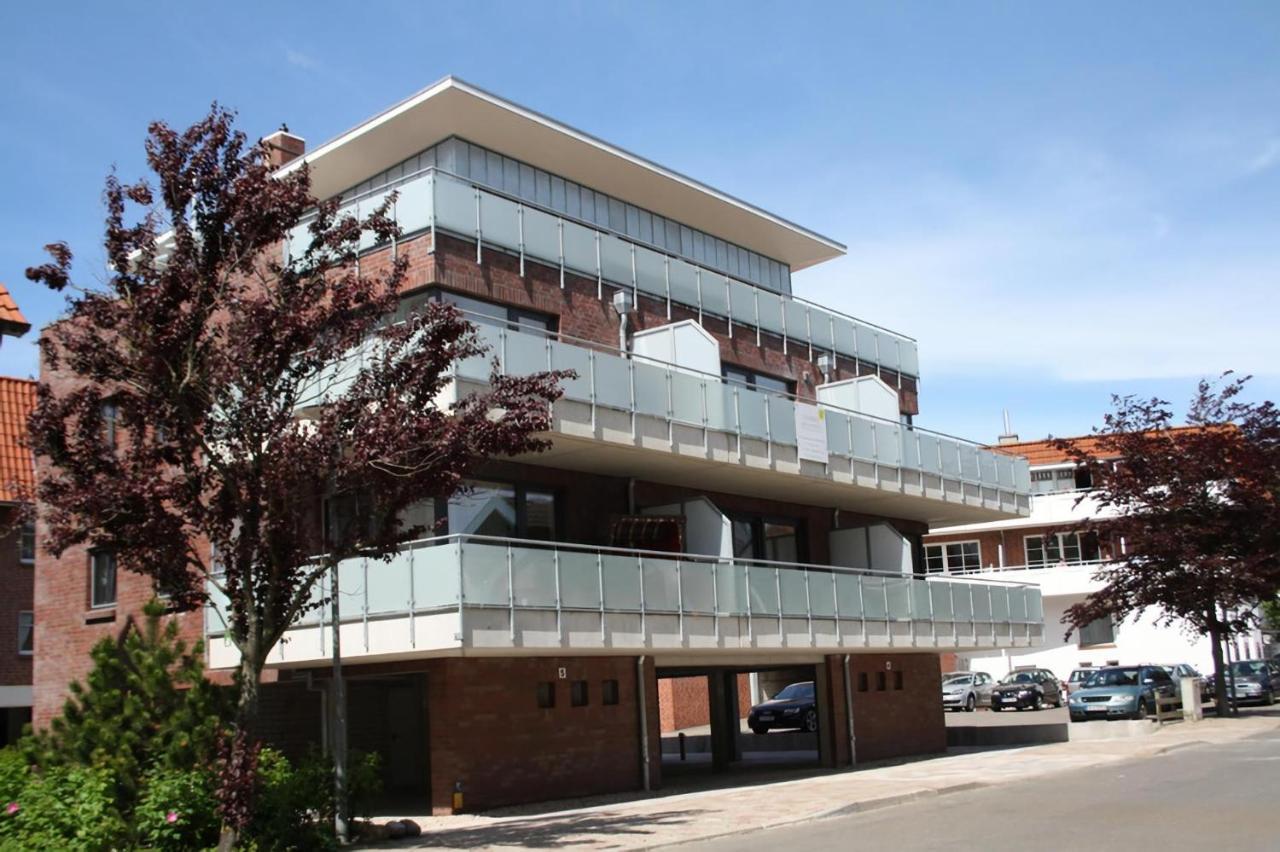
[205,535,1044,670]
[286,167,919,380]
[953,560,1108,598]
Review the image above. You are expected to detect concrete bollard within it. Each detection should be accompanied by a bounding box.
[1182,677,1204,722]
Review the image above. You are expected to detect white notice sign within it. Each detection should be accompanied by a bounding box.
[794,403,829,464]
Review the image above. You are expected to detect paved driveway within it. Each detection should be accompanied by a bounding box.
[944,706,1068,726]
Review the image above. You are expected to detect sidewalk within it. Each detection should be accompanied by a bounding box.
[357,713,1280,850]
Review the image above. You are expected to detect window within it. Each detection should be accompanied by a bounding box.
[403,289,556,334]
[90,551,117,608]
[536,682,555,709]
[17,612,33,655]
[722,366,794,398]
[571,680,589,707]
[857,672,869,692]
[602,679,620,706]
[876,672,887,691]
[447,480,558,542]
[1026,533,1087,567]
[1078,616,1115,647]
[730,515,804,563]
[101,400,119,446]
[923,541,981,574]
[1030,465,1092,495]
[18,520,35,564]
[893,671,904,691]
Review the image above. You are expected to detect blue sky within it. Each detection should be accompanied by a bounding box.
[2,2,1277,443]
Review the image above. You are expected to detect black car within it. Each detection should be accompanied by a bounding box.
[748,681,817,734]
[990,668,1063,711]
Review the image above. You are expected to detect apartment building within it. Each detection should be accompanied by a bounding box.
[927,431,1263,680]
[0,284,35,745]
[35,78,1042,812]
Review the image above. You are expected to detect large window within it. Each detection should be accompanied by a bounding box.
[1029,465,1092,495]
[17,612,33,655]
[1025,532,1099,567]
[730,515,803,563]
[398,289,555,334]
[722,366,793,398]
[448,480,557,542]
[18,520,35,564]
[1078,616,1115,646]
[90,551,117,608]
[924,541,981,574]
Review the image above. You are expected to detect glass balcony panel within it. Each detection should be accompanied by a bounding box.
[768,395,797,446]
[503,330,548,377]
[910,579,931,618]
[602,553,642,610]
[523,207,561,268]
[900,341,920,377]
[549,340,592,401]
[706,382,735,432]
[478,192,520,252]
[561,220,597,278]
[991,586,1011,621]
[972,585,993,620]
[810,310,834,350]
[737,390,769,439]
[861,576,887,619]
[599,233,633,287]
[642,556,681,612]
[953,583,974,620]
[875,422,903,466]
[413,541,460,609]
[729,280,758,328]
[295,575,324,624]
[929,582,954,619]
[918,434,942,474]
[396,173,433,237]
[633,362,669,418]
[941,440,962,476]
[783,299,809,345]
[511,546,558,608]
[885,577,911,619]
[716,561,748,615]
[668,259,699,307]
[670,371,705,426]
[286,219,314,265]
[460,542,510,606]
[997,456,1016,488]
[1008,587,1028,621]
[757,291,785,337]
[1028,589,1043,620]
[902,432,922,471]
[367,551,412,614]
[338,557,366,616]
[835,573,863,618]
[699,271,729,317]
[357,190,391,252]
[980,452,998,485]
[748,566,780,615]
[810,571,837,617]
[851,417,877,461]
[856,325,880,365]
[833,317,858,358]
[457,324,500,381]
[633,245,667,300]
[434,175,476,236]
[826,410,852,456]
[592,352,633,410]
[558,550,602,609]
[779,568,809,616]
[680,560,716,614]
[1016,461,1032,493]
[879,336,901,371]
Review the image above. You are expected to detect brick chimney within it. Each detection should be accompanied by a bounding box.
[262,126,305,169]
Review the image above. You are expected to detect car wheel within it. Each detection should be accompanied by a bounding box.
[1034,694,1045,711]
[965,694,976,712]
[1265,690,1275,707]
[750,725,768,735]
[1134,700,1149,720]
[803,709,819,733]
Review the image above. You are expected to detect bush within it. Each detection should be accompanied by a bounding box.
[136,766,221,850]
[243,747,383,851]
[0,748,27,807]
[0,765,126,851]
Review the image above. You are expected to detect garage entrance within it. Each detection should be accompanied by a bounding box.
[656,663,827,774]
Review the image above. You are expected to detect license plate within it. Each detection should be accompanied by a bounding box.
[759,713,774,721]
[1086,706,1107,713]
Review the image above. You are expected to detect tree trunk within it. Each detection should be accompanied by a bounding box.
[1208,622,1228,718]
[216,640,265,852]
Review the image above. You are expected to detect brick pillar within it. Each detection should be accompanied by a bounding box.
[821,656,853,768]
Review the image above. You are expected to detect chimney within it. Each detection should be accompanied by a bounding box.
[996,408,1020,445]
[262,125,305,169]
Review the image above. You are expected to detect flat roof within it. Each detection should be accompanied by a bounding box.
[280,76,846,272]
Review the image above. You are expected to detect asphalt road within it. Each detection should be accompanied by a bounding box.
[685,729,1280,852]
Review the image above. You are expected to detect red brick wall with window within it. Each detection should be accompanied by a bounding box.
[0,508,33,689]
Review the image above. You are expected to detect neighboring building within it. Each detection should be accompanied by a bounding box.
[927,430,1262,680]
[36,78,1042,812]
[0,283,36,744]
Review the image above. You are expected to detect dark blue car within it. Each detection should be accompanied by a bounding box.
[748,681,817,734]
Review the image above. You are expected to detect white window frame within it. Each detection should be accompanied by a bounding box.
[18,520,35,564]
[1024,532,1084,567]
[90,551,117,609]
[17,611,33,655]
[923,540,982,574]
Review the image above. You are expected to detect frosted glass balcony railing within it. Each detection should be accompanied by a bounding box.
[442,320,1030,497]
[284,167,919,379]
[205,535,1044,653]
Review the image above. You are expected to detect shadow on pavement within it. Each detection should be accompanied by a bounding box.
[371,808,703,848]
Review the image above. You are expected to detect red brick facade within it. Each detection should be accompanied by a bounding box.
[0,510,32,692]
[845,653,946,762]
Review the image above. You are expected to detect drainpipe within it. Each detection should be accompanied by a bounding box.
[612,290,634,355]
[304,671,329,757]
[637,656,652,790]
[842,655,857,767]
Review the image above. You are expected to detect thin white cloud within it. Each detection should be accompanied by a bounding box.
[285,48,321,72]
[1246,138,1280,175]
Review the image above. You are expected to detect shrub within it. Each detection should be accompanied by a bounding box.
[0,748,27,808]
[243,747,383,851]
[136,766,221,850]
[0,765,125,851]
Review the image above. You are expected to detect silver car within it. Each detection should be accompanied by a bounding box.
[942,671,994,712]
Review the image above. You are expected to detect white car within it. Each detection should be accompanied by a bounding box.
[941,671,994,712]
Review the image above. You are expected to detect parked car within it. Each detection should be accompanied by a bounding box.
[1067,665,1178,721]
[990,668,1063,711]
[1065,666,1099,696]
[1166,663,1212,703]
[941,671,994,712]
[1224,660,1280,706]
[748,681,817,734]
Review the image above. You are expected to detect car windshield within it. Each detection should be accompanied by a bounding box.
[999,672,1035,685]
[773,682,814,700]
[1084,668,1139,687]
[1069,670,1094,682]
[1230,661,1267,677]
[944,676,972,685]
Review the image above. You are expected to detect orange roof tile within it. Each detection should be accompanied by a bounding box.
[990,426,1205,466]
[0,283,31,338]
[0,377,36,504]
